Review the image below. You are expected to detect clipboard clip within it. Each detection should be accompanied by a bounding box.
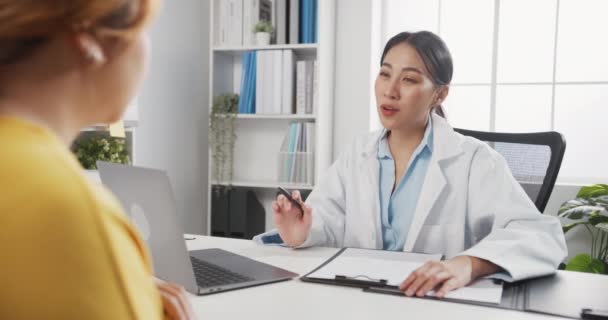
[335,275,389,287]
[581,308,608,320]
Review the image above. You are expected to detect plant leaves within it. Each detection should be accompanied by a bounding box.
[558,199,589,215]
[577,184,608,199]
[562,221,590,234]
[589,213,608,226]
[595,222,608,233]
[565,253,606,274]
[558,206,602,221]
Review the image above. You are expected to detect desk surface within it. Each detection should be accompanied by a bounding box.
[186,235,563,320]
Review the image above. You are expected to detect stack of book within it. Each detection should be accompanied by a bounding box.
[237,50,317,115]
[278,122,315,185]
[215,0,318,46]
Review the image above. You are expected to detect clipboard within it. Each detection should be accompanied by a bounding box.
[301,248,608,319]
[301,247,443,290]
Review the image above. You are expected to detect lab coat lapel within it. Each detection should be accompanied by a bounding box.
[403,159,446,251]
[403,113,463,252]
[361,130,384,249]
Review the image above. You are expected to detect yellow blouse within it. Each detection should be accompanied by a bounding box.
[0,116,163,319]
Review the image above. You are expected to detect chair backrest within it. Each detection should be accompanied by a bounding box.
[454,128,566,213]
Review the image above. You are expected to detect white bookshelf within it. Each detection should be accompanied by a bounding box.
[213,43,318,54]
[211,180,315,190]
[214,114,316,120]
[207,0,336,234]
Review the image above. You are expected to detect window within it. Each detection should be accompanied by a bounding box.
[373,0,608,183]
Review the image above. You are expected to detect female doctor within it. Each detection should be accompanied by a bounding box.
[264,31,567,298]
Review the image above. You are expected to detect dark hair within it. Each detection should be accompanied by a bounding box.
[380,31,453,118]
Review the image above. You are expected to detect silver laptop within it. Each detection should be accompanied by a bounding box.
[97,161,298,295]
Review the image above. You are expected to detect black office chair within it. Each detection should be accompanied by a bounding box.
[454,128,566,213]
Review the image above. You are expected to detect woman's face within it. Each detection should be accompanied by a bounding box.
[86,32,148,124]
[374,42,439,131]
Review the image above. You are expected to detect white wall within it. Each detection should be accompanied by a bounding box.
[332,0,374,159]
[137,1,210,234]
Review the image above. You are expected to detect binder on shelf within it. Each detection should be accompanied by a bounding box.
[275,0,287,44]
[304,60,314,114]
[288,0,299,44]
[218,0,229,46]
[312,60,319,115]
[282,50,296,114]
[228,0,243,45]
[272,49,283,114]
[278,121,314,185]
[211,187,265,239]
[211,186,230,237]
[227,188,265,239]
[255,50,266,114]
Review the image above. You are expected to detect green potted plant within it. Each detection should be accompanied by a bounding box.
[209,93,239,190]
[253,20,273,46]
[559,184,608,274]
[72,134,130,170]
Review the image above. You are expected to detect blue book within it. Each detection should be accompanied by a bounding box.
[299,0,304,43]
[313,0,318,43]
[238,52,251,114]
[304,0,311,43]
[305,0,314,43]
[248,51,257,114]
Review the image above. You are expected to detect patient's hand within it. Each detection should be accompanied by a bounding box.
[155,277,197,320]
[399,256,499,298]
[272,190,313,248]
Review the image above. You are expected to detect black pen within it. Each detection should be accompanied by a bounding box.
[276,186,304,215]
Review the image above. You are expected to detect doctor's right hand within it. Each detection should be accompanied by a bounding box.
[272,190,312,248]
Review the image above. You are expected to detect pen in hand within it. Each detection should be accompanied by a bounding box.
[276,186,304,215]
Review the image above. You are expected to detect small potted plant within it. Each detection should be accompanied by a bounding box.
[253,20,273,46]
[559,184,608,274]
[72,134,130,170]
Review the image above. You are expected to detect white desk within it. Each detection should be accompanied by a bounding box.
[186,235,563,320]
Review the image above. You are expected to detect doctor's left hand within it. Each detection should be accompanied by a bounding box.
[399,255,499,298]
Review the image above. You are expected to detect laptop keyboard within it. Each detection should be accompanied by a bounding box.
[190,256,254,288]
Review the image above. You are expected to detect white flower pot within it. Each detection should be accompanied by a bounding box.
[255,32,271,46]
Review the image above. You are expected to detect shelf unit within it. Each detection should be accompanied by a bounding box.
[214,114,316,120]
[206,0,336,234]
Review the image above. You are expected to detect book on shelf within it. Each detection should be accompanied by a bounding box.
[282,50,296,114]
[229,0,243,46]
[279,121,314,185]
[289,0,299,44]
[238,51,257,114]
[298,0,317,43]
[275,0,287,44]
[295,60,315,115]
[216,0,317,46]
[237,49,314,116]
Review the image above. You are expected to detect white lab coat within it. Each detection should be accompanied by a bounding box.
[260,113,567,281]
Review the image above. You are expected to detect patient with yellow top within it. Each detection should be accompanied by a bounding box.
[0,1,195,319]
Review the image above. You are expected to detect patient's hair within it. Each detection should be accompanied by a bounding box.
[0,0,158,66]
[381,31,453,118]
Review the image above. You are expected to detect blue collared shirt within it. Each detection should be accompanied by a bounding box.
[378,119,433,251]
